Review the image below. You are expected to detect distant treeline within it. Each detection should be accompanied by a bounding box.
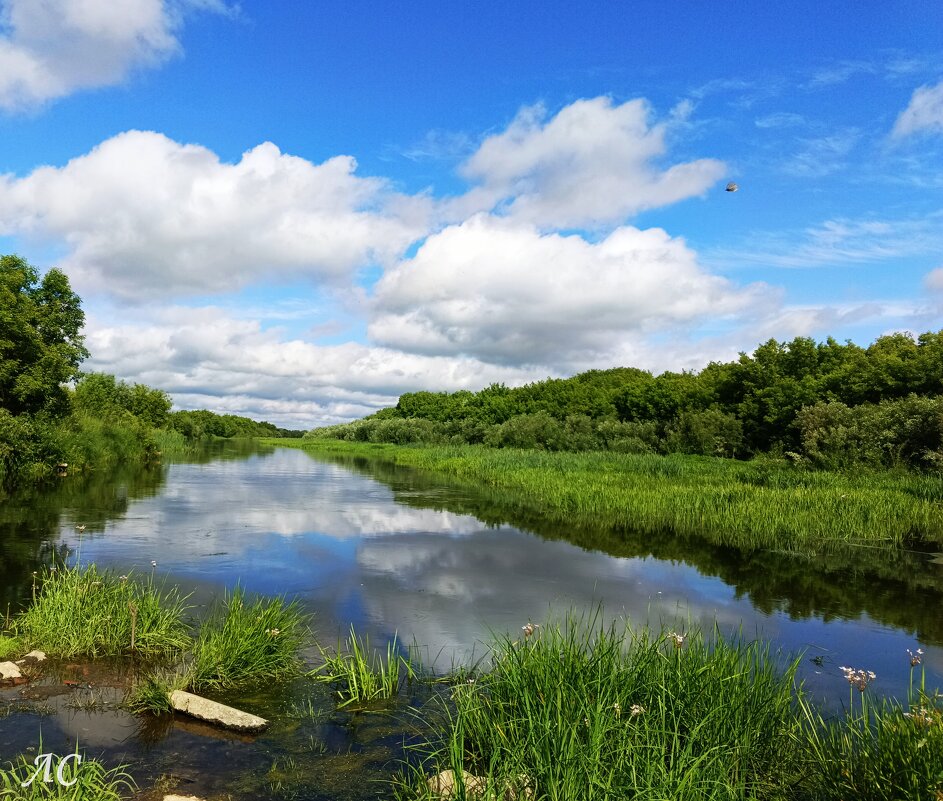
[306,331,943,471]
[1,252,301,487]
[2,370,303,486]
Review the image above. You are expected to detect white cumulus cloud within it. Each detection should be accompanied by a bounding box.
[892,80,943,138]
[0,130,431,301]
[451,97,726,228]
[0,0,227,110]
[370,214,768,369]
[83,305,552,428]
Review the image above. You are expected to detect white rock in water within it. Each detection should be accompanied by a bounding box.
[427,769,486,799]
[0,661,22,680]
[169,690,268,733]
[23,650,47,662]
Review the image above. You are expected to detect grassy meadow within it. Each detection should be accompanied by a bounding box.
[271,439,943,555]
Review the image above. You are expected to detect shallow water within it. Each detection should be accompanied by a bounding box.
[1,442,942,799]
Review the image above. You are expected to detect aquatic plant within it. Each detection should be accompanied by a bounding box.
[186,586,309,692]
[13,565,190,659]
[122,669,184,715]
[309,627,415,707]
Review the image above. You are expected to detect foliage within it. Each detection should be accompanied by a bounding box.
[0,255,88,418]
[167,408,303,440]
[122,670,182,715]
[800,686,943,800]
[187,587,309,692]
[307,330,943,470]
[72,372,171,429]
[13,565,191,659]
[0,635,20,660]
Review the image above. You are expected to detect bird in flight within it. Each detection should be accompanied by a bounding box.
[725,182,739,192]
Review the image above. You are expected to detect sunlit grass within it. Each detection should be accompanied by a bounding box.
[396,613,803,800]
[800,677,943,801]
[186,586,309,693]
[13,565,190,659]
[0,634,21,660]
[280,440,943,554]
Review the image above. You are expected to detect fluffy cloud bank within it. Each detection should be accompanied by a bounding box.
[370,214,767,369]
[0,0,226,110]
[83,305,553,428]
[892,80,943,138]
[454,97,725,228]
[0,130,429,300]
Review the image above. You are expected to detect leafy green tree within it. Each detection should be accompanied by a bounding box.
[0,255,88,416]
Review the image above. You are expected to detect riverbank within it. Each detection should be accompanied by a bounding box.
[269,439,943,555]
[3,577,941,800]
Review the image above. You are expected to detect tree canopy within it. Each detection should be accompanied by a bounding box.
[0,255,88,416]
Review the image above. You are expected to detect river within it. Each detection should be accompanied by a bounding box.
[1,442,941,799]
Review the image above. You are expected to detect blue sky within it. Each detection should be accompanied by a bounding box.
[1,1,941,427]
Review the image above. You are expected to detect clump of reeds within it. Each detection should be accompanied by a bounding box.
[0,746,134,800]
[309,627,415,707]
[186,586,309,693]
[13,565,190,659]
[800,659,943,801]
[398,612,803,800]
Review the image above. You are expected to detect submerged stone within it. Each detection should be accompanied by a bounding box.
[169,690,268,733]
[427,769,486,799]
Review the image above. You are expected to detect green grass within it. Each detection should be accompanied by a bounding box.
[309,627,415,707]
[122,669,185,715]
[0,635,21,660]
[0,747,134,800]
[397,613,804,801]
[395,614,943,801]
[800,685,943,801]
[273,439,943,554]
[13,565,190,659]
[186,586,309,693]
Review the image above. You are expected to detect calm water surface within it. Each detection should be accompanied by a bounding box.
[1,442,942,799]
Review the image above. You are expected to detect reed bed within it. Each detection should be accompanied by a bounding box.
[13,565,190,659]
[186,586,309,693]
[281,440,943,554]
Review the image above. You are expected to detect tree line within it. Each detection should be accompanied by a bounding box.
[308,332,943,471]
[1,255,300,487]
